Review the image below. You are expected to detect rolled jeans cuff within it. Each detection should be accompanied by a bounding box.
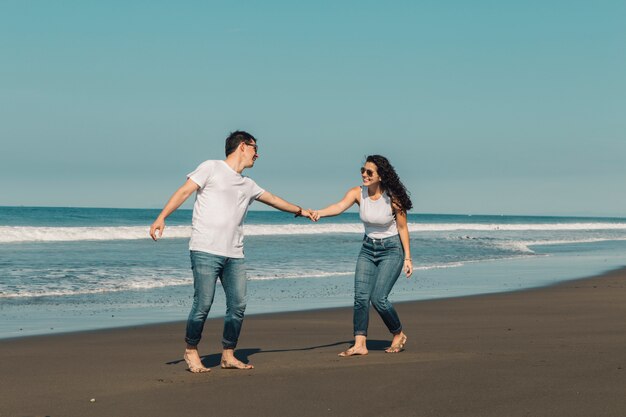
[185,337,200,347]
[222,339,237,350]
[354,331,367,337]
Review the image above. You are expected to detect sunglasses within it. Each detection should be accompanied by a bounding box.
[360,167,376,177]
[244,142,258,153]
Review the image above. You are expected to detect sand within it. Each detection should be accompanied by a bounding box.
[1,268,626,417]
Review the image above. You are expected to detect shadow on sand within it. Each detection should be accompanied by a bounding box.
[166,339,392,367]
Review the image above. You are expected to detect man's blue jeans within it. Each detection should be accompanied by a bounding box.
[185,251,248,349]
[353,234,404,336]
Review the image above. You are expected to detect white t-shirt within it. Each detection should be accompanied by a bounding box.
[187,160,265,258]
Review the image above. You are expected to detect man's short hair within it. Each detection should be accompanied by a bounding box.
[225,131,257,157]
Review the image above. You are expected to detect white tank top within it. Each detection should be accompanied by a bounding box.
[359,186,398,239]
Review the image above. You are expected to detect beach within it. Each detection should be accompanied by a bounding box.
[4,1,625,415]
[2,267,625,417]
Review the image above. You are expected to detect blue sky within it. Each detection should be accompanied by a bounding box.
[1,1,624,216]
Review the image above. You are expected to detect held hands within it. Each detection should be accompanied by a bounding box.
[301,209,320,222]
[299,209,321,222]
[295,207,320,222]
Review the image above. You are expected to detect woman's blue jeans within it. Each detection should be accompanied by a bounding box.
[353,234,404,337]
[185,250,248,349]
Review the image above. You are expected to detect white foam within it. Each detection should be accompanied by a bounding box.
[0,275,191,298]
[495,241,537,254]
[414,223,626,232]
[248,271,353,281]
[523,237,626,247]
[414,262,465,271]
[2,222,626,243]
[492,237,626,254]
[0,261,479,299]
[0,225,189,243]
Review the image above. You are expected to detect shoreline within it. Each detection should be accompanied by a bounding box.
[2,267,626,416]
[3,244,625,341]
[0,247,626,341]
[2,263,623,344]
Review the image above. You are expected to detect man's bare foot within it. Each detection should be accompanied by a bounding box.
[338,346,368,357]
[184,348,211,373]
[221,349,253,370]
[220,358,254,370]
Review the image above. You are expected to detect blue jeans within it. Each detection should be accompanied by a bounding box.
[185,251,248,349]
[353,234,404,336]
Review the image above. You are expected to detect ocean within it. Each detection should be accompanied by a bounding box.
[1,206,625,339]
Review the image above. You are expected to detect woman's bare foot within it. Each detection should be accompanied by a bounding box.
[339,335,368,357]
[184,347,211,373]
[338,345,368,357]
[385,332,407,353]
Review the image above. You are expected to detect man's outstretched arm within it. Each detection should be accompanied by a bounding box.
[256,191,314,220]
[150,179,200,240]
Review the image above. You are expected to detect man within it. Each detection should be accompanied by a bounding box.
[150,131,312,372]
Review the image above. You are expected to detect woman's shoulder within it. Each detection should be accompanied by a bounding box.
[350,186,365,197]
[346,186,363,203]
[343,186,362,194]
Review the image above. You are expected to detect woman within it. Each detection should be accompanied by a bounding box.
[311,155,413,356]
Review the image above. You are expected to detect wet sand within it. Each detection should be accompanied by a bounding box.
[1,268,626,417]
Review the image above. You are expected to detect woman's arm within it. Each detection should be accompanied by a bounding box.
[314,187,361,219]
[394,204,413,278]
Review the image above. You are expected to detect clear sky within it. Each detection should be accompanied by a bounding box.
[1,1,624,216]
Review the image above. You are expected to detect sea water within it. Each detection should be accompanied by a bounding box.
[1,206,625,338]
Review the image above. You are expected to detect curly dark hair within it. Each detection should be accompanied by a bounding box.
[366,155,413,212]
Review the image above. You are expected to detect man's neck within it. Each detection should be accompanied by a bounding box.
[224,155,246,174]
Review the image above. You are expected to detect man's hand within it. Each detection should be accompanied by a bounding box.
[300,208,318,222]
[308,209,321,222]
[148,179,199,241]
[150,218,165,241]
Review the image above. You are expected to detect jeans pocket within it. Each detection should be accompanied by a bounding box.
[383,240,399,250]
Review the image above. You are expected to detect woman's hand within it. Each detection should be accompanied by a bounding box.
[309,209,320,222]
[298,208,319,222]
[403,259,413,278]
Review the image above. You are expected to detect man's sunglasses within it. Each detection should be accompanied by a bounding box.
[244,143,258,153]
[360,167,376,177]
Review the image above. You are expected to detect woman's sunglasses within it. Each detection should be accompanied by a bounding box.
[360,167,376,177]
